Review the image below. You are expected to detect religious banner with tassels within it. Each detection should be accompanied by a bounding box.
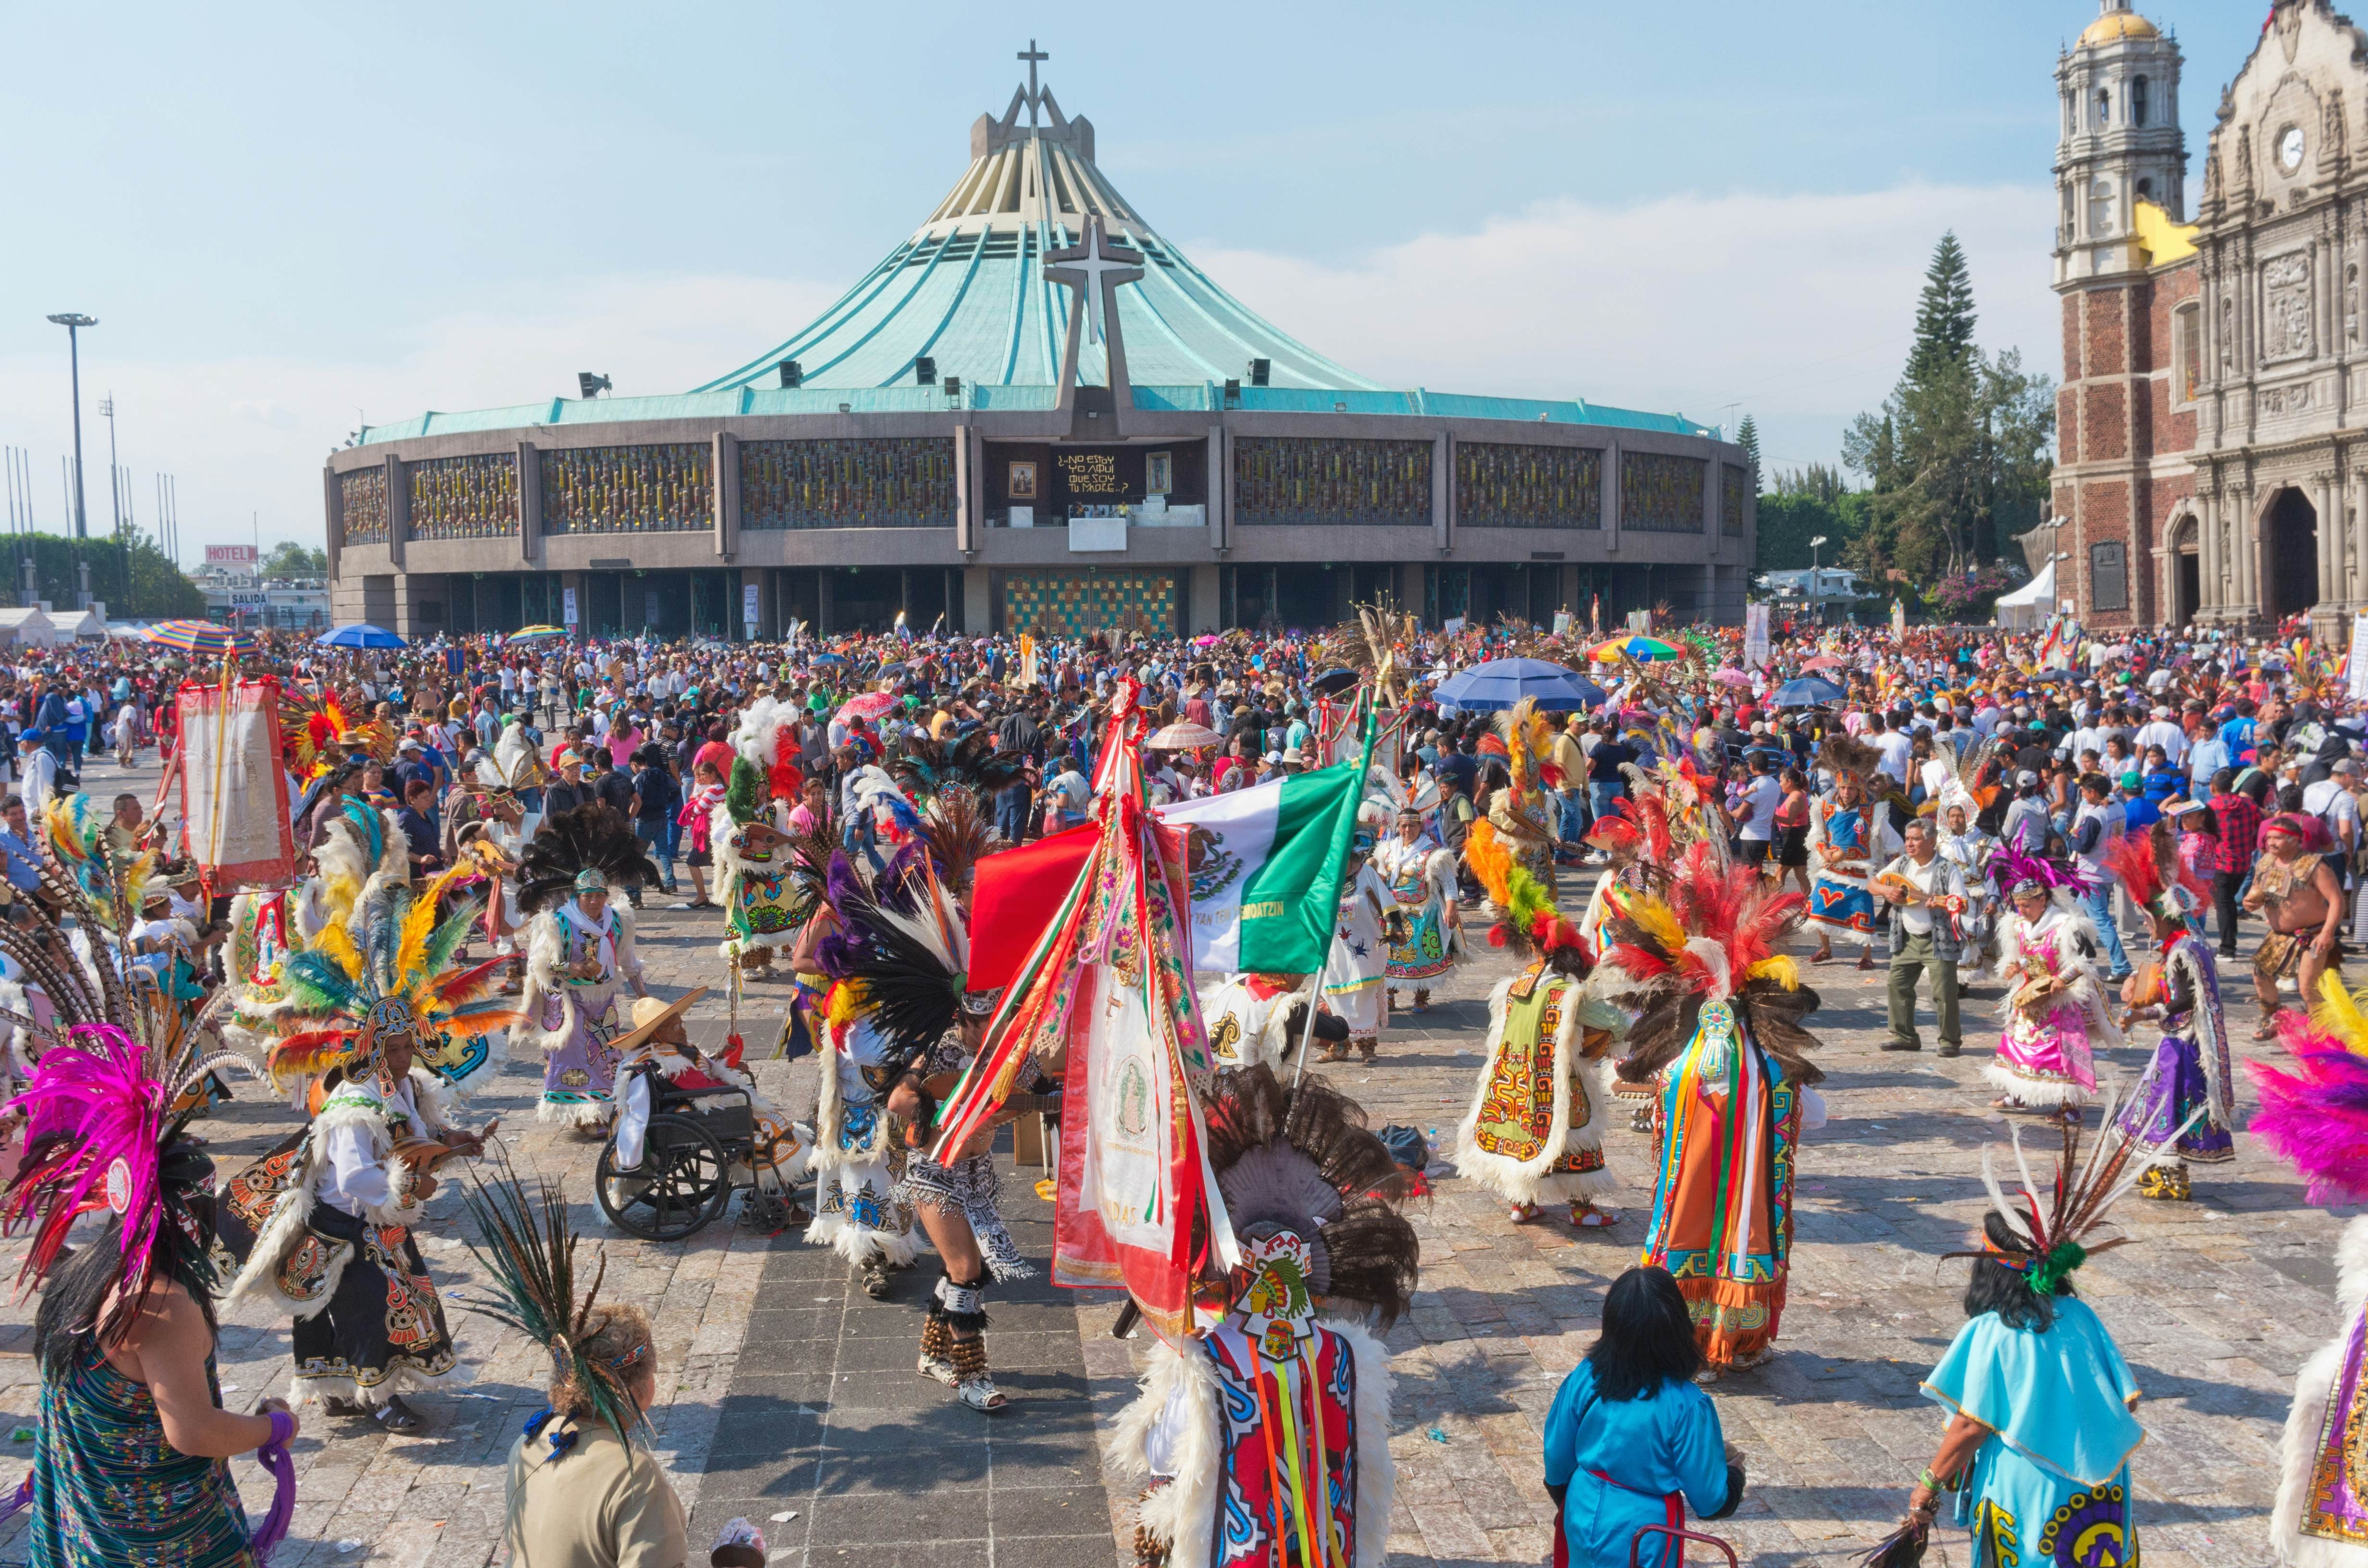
[175,674,296,896]
[929,678,1240,1337]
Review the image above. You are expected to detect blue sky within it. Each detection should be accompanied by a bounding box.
[0,1,2275,555]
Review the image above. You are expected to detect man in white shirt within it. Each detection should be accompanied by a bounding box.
[1875,819,1969,1055]
[16,732,56,826]
[2134,705,2186,768]
[1735,755,1782,867]
[1871,712,1914,789]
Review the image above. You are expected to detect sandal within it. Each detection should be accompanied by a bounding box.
[1570,1202,1619,1228]
[861,1258,893,1300]
[373,1396,422,1432]
[918,1317,961,1388]
[949,1336,1008,1412]
[1810,950,1835,966]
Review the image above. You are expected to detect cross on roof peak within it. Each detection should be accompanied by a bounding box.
[1019,39,1049,127]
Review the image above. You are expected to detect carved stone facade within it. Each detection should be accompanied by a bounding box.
[2054,1,2368,635]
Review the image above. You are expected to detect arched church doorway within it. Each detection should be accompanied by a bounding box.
[2267,488,2319,621]
[2172,514,2200,626]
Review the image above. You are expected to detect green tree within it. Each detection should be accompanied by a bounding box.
[2,532,203,619]
[1906,231,1978,385]
[1755,489,1871,574]
[1735,414,1763,495]
[261,542,328,580]
[1841,232,2055,589]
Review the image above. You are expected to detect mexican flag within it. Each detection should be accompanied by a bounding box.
[1159,754,1368,975]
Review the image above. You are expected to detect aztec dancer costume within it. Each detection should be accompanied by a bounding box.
[1600,841,1825,1376]
[220,874,516,1428]
[2250,977,2368,1566]
[2107,823,2236,1200]
[1988,876,2120,1113]
[1887,1102,2191,1568]
[1317,832,1391,1064]
[712,696,806,979]
[1110,1066,1418,1568]
[1806,737,1898,965]
[461,1162,691,1568]
[1374,805,1458,1012]
[2,1024,298,1568]
[515,804,659,1128]
[1455,814,1626,1228]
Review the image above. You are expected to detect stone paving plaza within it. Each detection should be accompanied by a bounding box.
[0,769,2348,1566]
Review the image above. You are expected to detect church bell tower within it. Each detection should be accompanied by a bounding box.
[2054,0,2187,287]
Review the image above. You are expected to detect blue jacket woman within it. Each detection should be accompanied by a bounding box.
[1542,1267,1743,1568]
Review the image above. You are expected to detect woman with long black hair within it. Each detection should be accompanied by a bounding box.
[1541,1267,1743,1567]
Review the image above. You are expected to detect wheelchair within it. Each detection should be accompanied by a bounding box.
[593,1074,803,1241]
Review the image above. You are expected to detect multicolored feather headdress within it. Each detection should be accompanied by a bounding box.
[2099,821,2208,926]
[282,688,393,782]
[1949,1085,2196,1293]
[1462,817,1578,955]
[1600,840,1822,1086]
[2246,973,2368,1206]
[458,1154,646,1445]
[241,871,521,1091]
[0,1022,251,1345]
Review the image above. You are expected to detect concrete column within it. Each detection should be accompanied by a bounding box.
[1189,564,1221,633]
[1603,444,1621,553]
[2354,468,2368,604]
[1206,425,1225,552]
[714,432,740,560]
[962,566,991,634]
[1397,562,1424,620]
[1432,432,1452,555]
[2199,489,2220,619]
[1702,455,1721,561]
[518,441,541,566]
[385,454,408,571]
[2315,471,2337,615]
[322,467,343,585]
[955,424,980,553]
[817,571,835,637]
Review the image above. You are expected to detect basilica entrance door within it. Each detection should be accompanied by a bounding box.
[2267,488,2319,621]
[2172,515,2200,626]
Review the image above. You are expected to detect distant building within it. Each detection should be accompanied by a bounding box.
[2049,0,2368,633]
[1755,567,1865,600]
[322,51,1755,640]
[196,569,330,631]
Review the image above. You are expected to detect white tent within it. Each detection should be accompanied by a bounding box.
[0,609,59,649]
[1992,562,2054,631]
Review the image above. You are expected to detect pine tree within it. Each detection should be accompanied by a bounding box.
[1735,415,1763,494]
[1905,231,1979,386]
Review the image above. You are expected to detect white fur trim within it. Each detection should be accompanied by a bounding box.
[1455,972,1614,1204]
[1980,1060,2098,1109]
[535,1096,611,1128]
[514,913,577,1058]
[2272,1223,2368,1568]
[1111,1339,1220,1568]
[1333,1318,1398,1568]
[289,1358,468,1410]
[804,1209,922,1267]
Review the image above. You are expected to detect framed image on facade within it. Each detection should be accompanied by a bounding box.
[1008,461,1038,501]
[1146,451,1173,495]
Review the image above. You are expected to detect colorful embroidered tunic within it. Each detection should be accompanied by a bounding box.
[520,898,640,1127]
[1922,1298,2146,1568]
[1455,962,1621,1207]
[1807,797,1890,936]
[2273,1214,2368,1563]
[27,1346,255,1568]
[1374,833,1455,984]
[1990,909,2118,1110]
[1320,862,1391,1041]
[2119,932,2237,1167]
[1639,1001,1802,1368]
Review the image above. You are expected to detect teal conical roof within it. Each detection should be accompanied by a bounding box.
[692,74,1380,395]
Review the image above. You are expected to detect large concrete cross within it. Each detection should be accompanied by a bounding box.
[1046,218,1142,351]
[1019,40,1048,126]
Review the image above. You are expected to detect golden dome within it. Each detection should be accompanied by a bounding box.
[2079,9,2161,46]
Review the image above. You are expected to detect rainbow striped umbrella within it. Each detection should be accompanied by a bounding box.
[507,625,568,641]
[1584,636,1683,662]
[143,619,258,656]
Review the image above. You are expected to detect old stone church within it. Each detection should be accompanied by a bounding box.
[2052,0,2368,633]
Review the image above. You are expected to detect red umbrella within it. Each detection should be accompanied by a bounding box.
[837,691,897,723]
[1801,655,1847,672]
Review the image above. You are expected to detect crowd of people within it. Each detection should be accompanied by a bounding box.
[0,609,2358,1567]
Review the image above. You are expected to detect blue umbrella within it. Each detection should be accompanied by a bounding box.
[316,623,407,650]
[1772,675,1847,708]
[1432,657,1606,713]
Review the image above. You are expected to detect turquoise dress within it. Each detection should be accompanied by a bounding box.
[27,1343,255,1568]
[1541,1361,1730,1568]
[1922,1298,2145,1568]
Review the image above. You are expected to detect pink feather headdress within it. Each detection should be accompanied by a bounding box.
[2247,980,2368,1207]
[0,1024,244,1344]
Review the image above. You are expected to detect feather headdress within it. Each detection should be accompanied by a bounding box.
[282,688,394,782]
[0,1022,251,1345]
[1198,1064,1420,1328]
[517,803,662,914]
[1985,841,2097,903]
[468,722,548,800]
[727,696,805,808]
[813,851,972,1060]
[1602,840,1822,1086]
[918,785,999,899]
[2099,822,2206,926]
[1817,733,1882,784]
[1492,697,1564,799]
[458,1154,645,1445]
[2245,972,2368,1206]
[242,871,520,1090]
[1462,818,1575,954]
[1950,1085,2195,1291]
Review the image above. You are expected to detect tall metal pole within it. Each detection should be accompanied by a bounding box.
[45,315,94,542]
[99,393,127,612]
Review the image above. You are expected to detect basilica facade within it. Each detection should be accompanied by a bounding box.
[2054,0,2368,634]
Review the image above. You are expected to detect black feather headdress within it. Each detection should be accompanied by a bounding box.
[517,804,661,914]
[919,785,1000,898]
[1817,734,1882,784]
[1200,1066,1420,1329]
[814,852,970,1061]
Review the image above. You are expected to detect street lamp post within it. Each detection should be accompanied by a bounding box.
[1809,534,1829,625]
[46,314,95,612]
